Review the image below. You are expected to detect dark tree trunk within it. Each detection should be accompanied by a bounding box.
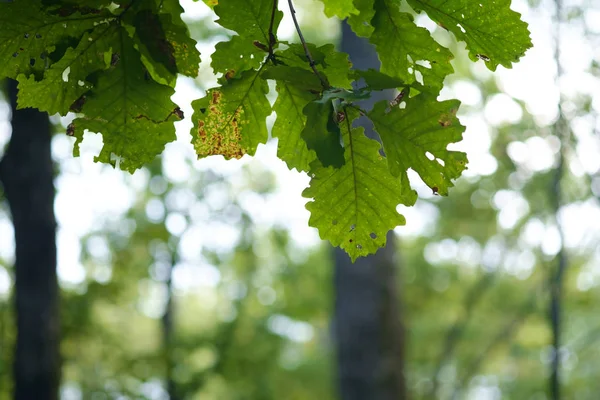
[333,23,407,400]
[0,79,60,400]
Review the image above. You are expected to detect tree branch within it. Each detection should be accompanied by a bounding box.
[287,0,329,89]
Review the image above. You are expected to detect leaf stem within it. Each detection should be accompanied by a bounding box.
[287,0,329,89]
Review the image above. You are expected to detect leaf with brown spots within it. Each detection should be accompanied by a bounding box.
[191,70,270,160]
[369,93,467,197]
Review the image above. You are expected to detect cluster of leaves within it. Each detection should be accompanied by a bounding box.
[0,0,532,260]
[0,0,200,171]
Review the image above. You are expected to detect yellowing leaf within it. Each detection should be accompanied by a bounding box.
[191,70,271,160]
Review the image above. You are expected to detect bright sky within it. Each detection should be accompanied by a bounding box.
[1,0,600,298]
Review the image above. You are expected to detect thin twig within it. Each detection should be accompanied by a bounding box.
[268,0,278,56]
[287,0,329,89]
[549,0,569,398]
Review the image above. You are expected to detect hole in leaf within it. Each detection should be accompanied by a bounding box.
[35,33,42,39]
[29,58,35,66]
[356,244,362,250]
[12,52,18,57]
[62,66,71,82]
[370,233,377,239]
[24,33,29,39]
[415,70,424,85]
[416,60,431,69]
[349,224,356,232]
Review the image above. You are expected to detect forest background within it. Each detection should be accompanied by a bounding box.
[1,0,600,399]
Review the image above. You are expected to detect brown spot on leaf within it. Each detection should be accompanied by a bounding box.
[439,108,458,127]
[173,107,184,120]
[225,69,236,81]
[110,53,120,67]
[253,40,269,52]
[66,123,75,136]
[390,87,409,107]
[69,95,86,113]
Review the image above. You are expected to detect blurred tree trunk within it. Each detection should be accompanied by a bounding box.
[333,23,407,400]
[0,79,60,400]
[162,251,179,400]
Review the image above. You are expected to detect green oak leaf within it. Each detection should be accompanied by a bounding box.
[214,0,283,44]
[301,100,345,168]
[211,36,265,76]
[0,0,109,80]
[16,25,115,115]
[124,1,200,86]
[212,0,282,77]
[191,70,270,160]
[271,80,318,172]
[318,0,359,18]
[263,65,321,171]
[348,0,376,37]
[369,94,468,198]
[371,0,453,93]
[276,43,352,89]
[407,0,532,70]
[303,108,406,261]
[71,28,179,172]
[160,12,201,78]
[129,9,177,87]
[262,65,323,92]
[154,0,201,77]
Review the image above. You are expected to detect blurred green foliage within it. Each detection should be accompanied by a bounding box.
[0,1,600,399]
